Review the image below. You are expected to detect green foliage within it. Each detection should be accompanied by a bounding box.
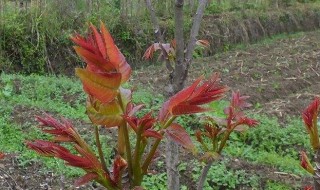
[0,73,86,119]
[225,115,310,175]
[192,160,259,189]
[142,173,167,190]
[265,181,293,190]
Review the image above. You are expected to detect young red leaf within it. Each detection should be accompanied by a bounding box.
[143,130,162,139]
[100,22,120,68]
[76,68,121,103]
[159,73,228,122]
[0,152,5,159]
[73,46,115,72]
[195,40,210,48]
[100,22,132,83]
[117,53,132,83]
[126,102,145,117]
[302,98,320,132]
[143,44,156,60]
[302,98,320,150]
[90,23,107,59]
[57,145,101,171]
[36,115,80,143]
[112,155,127,183]
[74,172,99,187]
[171,104,210,115]
[300,151,315,174]
[86,98,123,128]
[71,35,96,54]
[168,76,203,110]
[26,140,69,157]
[165,123,196,152]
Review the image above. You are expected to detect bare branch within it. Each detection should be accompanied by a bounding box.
[185,0,208,65]
[145,0,163,42]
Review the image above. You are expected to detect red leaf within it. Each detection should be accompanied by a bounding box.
[56,145,102,171]
[74,46,114,72]
[302,97,320,132]
[304,186,314,190]
[143,130,162,139]
[126,103,145,117]
[165,124,196,152]
[86,98,123,128]
[74,172,98,187]
[0,152,5,159]
[172,104,210,115]
[100,22,131,84]
[118,53,131,83]
[36,115,80,143]
[112,155,127,183]
[168,76,203,111]
[100,22,124,71]
[143,44,156,60]
[90,23,107,59]
[196,40,210,48]
[76,68,121,103]
[158,100,170,123]
[71,35,96,53]
[26,140,69,157]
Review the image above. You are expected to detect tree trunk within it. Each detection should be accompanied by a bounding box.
[165,1,185,190]
[145,1,209,189]
[145,0,163,42]
[197,160,214,190]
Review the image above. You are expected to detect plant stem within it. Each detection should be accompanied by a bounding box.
[217,130,231,154]
[117,93,133,181]
[196,159,214,190]
[94,125,109,174]
[141,116,176,173]
[133,126,143,186]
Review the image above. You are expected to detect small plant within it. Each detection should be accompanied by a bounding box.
[195,91,258,190]
[143,39,209,71]
[298,97,320,189]
[0,152,4,159]
[26,22,229,189]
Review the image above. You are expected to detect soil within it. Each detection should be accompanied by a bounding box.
[1,30,320,189]
[136,30,320,119]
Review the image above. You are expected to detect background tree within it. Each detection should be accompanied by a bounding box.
[145,0,209,189]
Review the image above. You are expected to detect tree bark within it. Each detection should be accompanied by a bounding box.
[165,1,185,190]
[145,0,163,42]
[145,1,209,189]
[185,0,208,67]
[197,160,214,190]
[167,0,208,189]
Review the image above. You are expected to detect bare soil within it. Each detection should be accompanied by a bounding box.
[1,30,320,189]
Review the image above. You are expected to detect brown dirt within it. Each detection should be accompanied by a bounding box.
[137,30,320,119]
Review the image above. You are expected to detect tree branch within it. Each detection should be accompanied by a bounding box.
[145,0,163,42]
[197,160,214,190]
[185,0,208,65]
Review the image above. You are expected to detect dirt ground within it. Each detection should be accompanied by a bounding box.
[135,31,320,119]
[1,31,320,189]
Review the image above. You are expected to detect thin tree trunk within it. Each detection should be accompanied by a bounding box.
[145,0,163,42]
[165,1,185,190]
[144,1,209,189]
[185,0,208,67]
[197,160,214,190]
